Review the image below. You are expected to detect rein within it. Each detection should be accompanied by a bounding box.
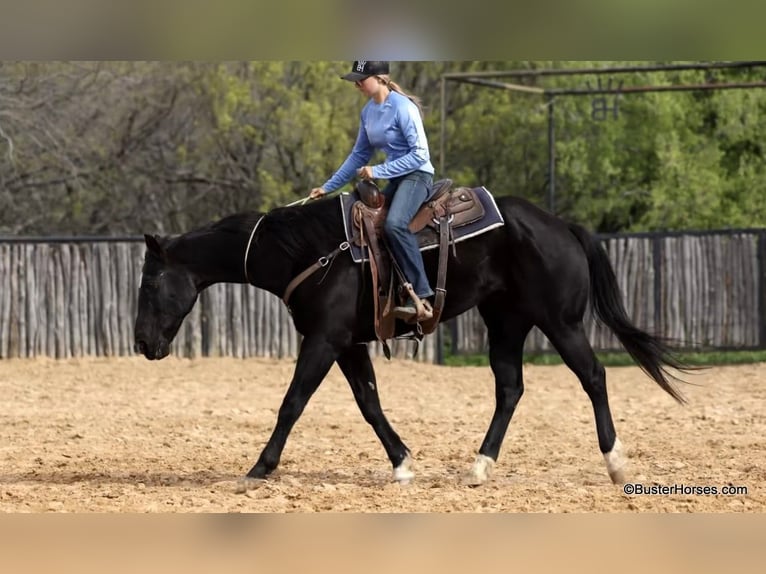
[242,196,351,305]
[243,215,266,285]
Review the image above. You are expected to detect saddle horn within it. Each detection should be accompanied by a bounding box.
[356,179,385,209]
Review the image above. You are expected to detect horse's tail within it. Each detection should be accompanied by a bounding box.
[568,223,688,404]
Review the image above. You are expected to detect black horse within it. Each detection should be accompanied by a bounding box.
[134,191,687,490]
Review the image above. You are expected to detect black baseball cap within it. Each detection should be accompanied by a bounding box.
[341,61,390,82]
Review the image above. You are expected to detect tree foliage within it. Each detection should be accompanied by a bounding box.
[1,61,765,235]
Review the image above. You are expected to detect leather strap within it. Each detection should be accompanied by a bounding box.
[419,215,450,334]
[360,210,395,343]
[282,241,350,306]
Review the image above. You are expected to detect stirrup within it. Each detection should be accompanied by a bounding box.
[394,283,434,323]
[417,300,434,322]
[392,299,433,323]
[392,301,418,321]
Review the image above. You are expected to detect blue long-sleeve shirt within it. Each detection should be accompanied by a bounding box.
[322,90,434,193]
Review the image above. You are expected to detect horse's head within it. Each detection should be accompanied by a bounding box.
[134,234,199,360]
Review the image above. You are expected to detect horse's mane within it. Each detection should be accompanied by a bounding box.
[152,212,262,264]
[159,200,344,264]
[257,198,345,261]
[203,212,262,236]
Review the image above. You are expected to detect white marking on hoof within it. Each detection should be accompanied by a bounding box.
[464,454,495,486]
[604,437,627,484]
[234,477,266,494]
[393,455,415,485]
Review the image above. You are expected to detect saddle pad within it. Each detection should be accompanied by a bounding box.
[339,186,505,263]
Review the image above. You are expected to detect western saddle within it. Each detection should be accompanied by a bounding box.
[351,179,485,352]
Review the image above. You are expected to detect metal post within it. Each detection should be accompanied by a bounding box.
[436,75,447,364]
[758,232,766,349]
[440,75,446,180]
[546,93,556,214]
[653,236,663,337]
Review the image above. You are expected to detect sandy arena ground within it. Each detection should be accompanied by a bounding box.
[0,356,763,512]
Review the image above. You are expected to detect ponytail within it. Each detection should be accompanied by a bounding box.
[376,75,424,118]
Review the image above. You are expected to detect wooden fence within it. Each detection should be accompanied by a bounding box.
[449,230,764,355]
[0,239,436,361]
[0,229,764,361]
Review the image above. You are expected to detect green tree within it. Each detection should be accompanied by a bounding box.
[3,61,766,236]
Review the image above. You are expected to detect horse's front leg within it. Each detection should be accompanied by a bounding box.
[336,344,414,484]
[237,336,337,491]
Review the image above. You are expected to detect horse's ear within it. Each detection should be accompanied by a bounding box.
[144,234,166,259]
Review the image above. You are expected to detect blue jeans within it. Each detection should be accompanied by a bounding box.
[382,171,434,300]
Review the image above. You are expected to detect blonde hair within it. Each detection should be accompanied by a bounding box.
[375,74,424,117]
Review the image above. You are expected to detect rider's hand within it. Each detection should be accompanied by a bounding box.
[309,187,326,199]
[357,166,373,180]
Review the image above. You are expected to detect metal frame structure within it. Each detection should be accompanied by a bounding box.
[436,61,766,363]
[439,61,766,214]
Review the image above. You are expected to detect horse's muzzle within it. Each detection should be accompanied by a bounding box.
[134,338,168,360]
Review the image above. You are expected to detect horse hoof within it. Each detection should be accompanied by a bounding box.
[604,437,627,485]
[393,455,415,485]
[463,454,495,487]
[234,477,266,494]
[608,467,627,485]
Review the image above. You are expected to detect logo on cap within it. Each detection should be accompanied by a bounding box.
[356,61,367,72]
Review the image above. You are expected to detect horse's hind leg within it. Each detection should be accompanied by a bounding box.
[465,298,532,486]
[542,321,627,484]
[336,344,413,484]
